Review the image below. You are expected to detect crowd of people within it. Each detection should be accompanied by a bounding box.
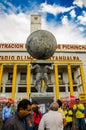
[0,98,86,130]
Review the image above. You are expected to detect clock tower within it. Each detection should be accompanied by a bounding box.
[30,14,41,33]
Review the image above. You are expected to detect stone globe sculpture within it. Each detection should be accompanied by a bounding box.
[26,30,57,59]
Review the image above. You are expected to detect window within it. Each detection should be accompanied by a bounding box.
[20,73,26,80]
[58,72,64,84]
[18,87,26,92]
[68,87,70,92]
[72,72,74,80]
[58,73,63,80]
[74,86,78,91]
[59,87,65,92]
[1,87,2,92]
[5,87,12,92]
[8,73,13,82]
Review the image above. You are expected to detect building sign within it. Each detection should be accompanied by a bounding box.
[56,44,86,51]
[0,44,86,51]
[0,55,80,61]
[0,44,83,61]
[50,56,79,60]
[0,44,25,49]
[0,56,33,60]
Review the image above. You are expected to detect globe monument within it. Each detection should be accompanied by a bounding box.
[26,30,57,59]
[26,30,57,92]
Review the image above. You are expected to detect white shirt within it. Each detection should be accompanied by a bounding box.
[38,110,63,130]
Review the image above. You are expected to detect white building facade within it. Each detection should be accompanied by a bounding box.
[0,43,86,102]
[0,15,86,103]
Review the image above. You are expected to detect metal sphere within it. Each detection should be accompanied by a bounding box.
[26,30,57,59]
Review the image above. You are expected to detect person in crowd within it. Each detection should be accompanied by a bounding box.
[32,100,42,130]
[26,100,38,130]
[32,101,39,111]
[38,101,63,130]
[64,105,73,130]
[26,113,34,130]
[2,101,12,124]
[57,99,67,127]
[2,99,32,130]
[26,100,42,130]
[33,106,42,130]
[84,104,86,126]
[11,104,15,114]
[73,98,86,130]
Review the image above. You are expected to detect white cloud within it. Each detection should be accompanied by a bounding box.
[61,16,69,25]
[79,27,84,32]
[70,9,76,18]
[77,11,86,25]
[54,24,86,44]
[0,13,86,44]
[0,7,86,44]
[73,0,86,8]
[0,13,30,43]
[41,18,86,44]
[40,2,74,16]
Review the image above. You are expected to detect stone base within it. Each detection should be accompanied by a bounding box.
[31,86,53,93]
[30,92,54,98]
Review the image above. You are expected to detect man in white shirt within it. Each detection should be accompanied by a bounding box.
[38,102,63,130]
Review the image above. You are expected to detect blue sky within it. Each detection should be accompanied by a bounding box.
[0,0,86,44]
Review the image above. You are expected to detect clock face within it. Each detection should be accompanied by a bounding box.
[31,15,41,23]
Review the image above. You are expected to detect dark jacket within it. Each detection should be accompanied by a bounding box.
[2,112,26,130]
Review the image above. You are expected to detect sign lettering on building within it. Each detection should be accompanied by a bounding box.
[0,55,80,61]
[0,43,86,51]
[0,44,84,61]
[57,44,86,50]
[0,44,25,49]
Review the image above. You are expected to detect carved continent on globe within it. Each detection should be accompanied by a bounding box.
[26,30,57,59]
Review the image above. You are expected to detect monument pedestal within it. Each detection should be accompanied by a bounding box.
[30,92,54,98]
[30,92,54,113]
